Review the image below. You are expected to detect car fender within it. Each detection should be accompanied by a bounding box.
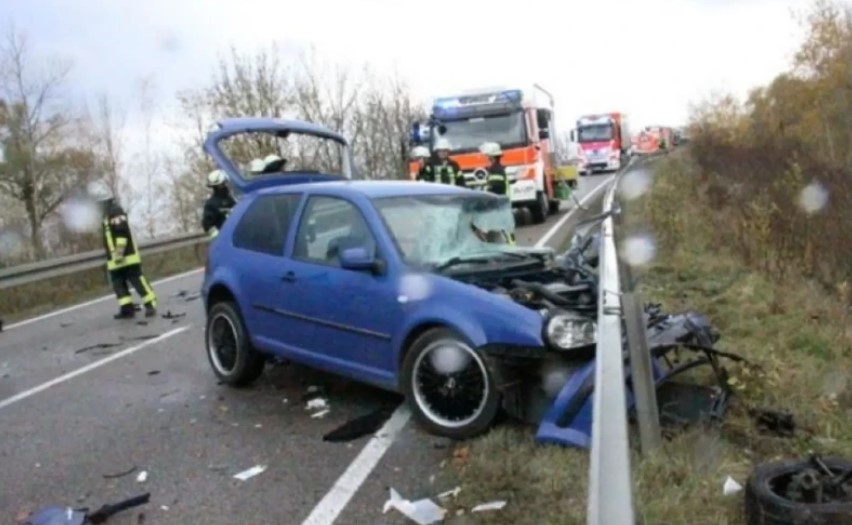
[392,274,546,364]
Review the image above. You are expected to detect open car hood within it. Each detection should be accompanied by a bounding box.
[202,117,355,195]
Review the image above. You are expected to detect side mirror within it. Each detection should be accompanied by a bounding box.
[538,129,550,140]
[339,246,384,274]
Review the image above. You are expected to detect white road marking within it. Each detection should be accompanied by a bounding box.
[0,325,190,411]
[300,406,412,525]
[535,176,615,248]
[4,268,204,331]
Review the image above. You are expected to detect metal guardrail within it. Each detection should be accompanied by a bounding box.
[587,172,635,525]
[0,232,209,290]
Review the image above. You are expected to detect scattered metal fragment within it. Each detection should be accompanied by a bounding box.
[233,464,267,481]
[311,409,330,419]
[184,293,201,302]
[75,342,122,354]
[136,471,148,483]
[103,465,138,479]
[471,500,507,512]
[161,310,185,320]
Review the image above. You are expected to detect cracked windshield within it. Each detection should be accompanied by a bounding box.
[374,194,516,268]
[1,1,851,524]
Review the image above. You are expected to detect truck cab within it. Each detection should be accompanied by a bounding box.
[571,112,631,175]
[407,86,567,224]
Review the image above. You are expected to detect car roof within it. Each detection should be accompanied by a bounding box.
[253,180,487,199]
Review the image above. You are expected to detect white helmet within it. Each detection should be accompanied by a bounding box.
[207,169,228,187]
[410,146,430,160]
[479,142,502,157]
[248,158,266,174]
[434,137,452,151]
[87,180,113,202]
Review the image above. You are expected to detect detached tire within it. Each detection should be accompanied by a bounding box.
[745,457,852,525]
[531,191,548,224]
[205,301,265,387]
[401,328,501,440]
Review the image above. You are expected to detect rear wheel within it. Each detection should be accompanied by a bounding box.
[206,301,265,387]
[531,191,548,224]
[402,328,501,440]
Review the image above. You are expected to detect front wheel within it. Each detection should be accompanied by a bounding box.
[206,301,265,387]
[401,328,501,440]
[530,191,548,224]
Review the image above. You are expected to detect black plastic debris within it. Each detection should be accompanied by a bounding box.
[160,311,185,320]
[184,293,201,302]
[0,318,4,332]
[751,408,796,438]
[60,322,73,328]
[75,342,122,355]
[136,321,148,326]
[102,466,137,479]
[147,370,160,376]
[323,404,398,443]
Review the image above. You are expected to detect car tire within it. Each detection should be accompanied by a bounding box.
[205,301,265,387]
[401,327,501,440]
[549,198,561,214]
[745,456,852,525]
[531,191,548,224]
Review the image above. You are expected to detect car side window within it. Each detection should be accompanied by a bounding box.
[232,193,301,255]
[293,196,377,266]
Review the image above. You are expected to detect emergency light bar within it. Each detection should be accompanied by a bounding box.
[432,89,523,120]
[577,115,613,126]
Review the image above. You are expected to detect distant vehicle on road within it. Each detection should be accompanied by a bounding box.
[200,118,600,440]
[571,112,631,175]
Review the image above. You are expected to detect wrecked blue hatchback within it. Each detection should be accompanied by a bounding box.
[200,117,610,442]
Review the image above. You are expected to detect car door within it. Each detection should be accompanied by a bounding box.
[276,194,403,380]
[229,192,302,351]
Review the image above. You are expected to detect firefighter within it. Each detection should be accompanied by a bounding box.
[202,169,236,239]
[479,141,516,245]
[89,182,158,319]
[480,142,509,197]
[411,146,435,182]
[433,137,466,187]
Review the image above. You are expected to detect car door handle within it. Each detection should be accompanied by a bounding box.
[281,271,296,283]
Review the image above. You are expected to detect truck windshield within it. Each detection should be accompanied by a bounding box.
[577,124,613,142]
[435,112,527,153]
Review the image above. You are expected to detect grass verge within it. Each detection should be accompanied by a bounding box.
[2,243,207,324]
[446,151,852,525]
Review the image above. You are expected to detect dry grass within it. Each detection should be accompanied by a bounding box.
[2,243,208,323]
[447,152,852,525]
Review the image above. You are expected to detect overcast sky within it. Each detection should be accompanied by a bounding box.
[2,0,812,155]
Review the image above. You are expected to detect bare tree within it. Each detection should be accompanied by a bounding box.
[0,25,96,259]
[92,92,134,211]
[133,75,164,239]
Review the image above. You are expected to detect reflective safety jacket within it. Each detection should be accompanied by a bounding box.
[102,202,141,271]
[485,161,510,197]
[435,159,466,187]
[202,192,237,238]
[416,164,436,183]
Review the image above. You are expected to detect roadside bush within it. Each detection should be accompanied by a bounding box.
[682,0,852,291]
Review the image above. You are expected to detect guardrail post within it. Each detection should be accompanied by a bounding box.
[622,290,662,454]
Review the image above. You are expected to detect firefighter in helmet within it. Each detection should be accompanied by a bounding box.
[202,169,236,239]
[479,142,509,197]
[433,137,466,187]
[411,146,435,182]
[89,181,158,319]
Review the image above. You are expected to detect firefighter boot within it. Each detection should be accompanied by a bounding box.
[144,303,157,318]
[114,304,135,319]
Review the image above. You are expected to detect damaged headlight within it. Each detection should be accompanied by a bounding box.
[544,310,597,350]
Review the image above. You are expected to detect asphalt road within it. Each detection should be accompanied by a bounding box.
[0,172,616,525]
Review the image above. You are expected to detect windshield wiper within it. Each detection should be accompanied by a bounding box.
[434,256,494,272]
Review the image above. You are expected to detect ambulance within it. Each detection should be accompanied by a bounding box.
[407,85,565,224]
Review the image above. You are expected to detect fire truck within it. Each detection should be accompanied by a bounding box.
[407,85,565,224]
[571,112,631,175]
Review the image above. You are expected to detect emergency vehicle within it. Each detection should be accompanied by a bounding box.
[571,112,631,174]
[633,125,672,155]
[407,85,564,224]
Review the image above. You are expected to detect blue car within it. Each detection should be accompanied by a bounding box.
[200,118,599,440]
